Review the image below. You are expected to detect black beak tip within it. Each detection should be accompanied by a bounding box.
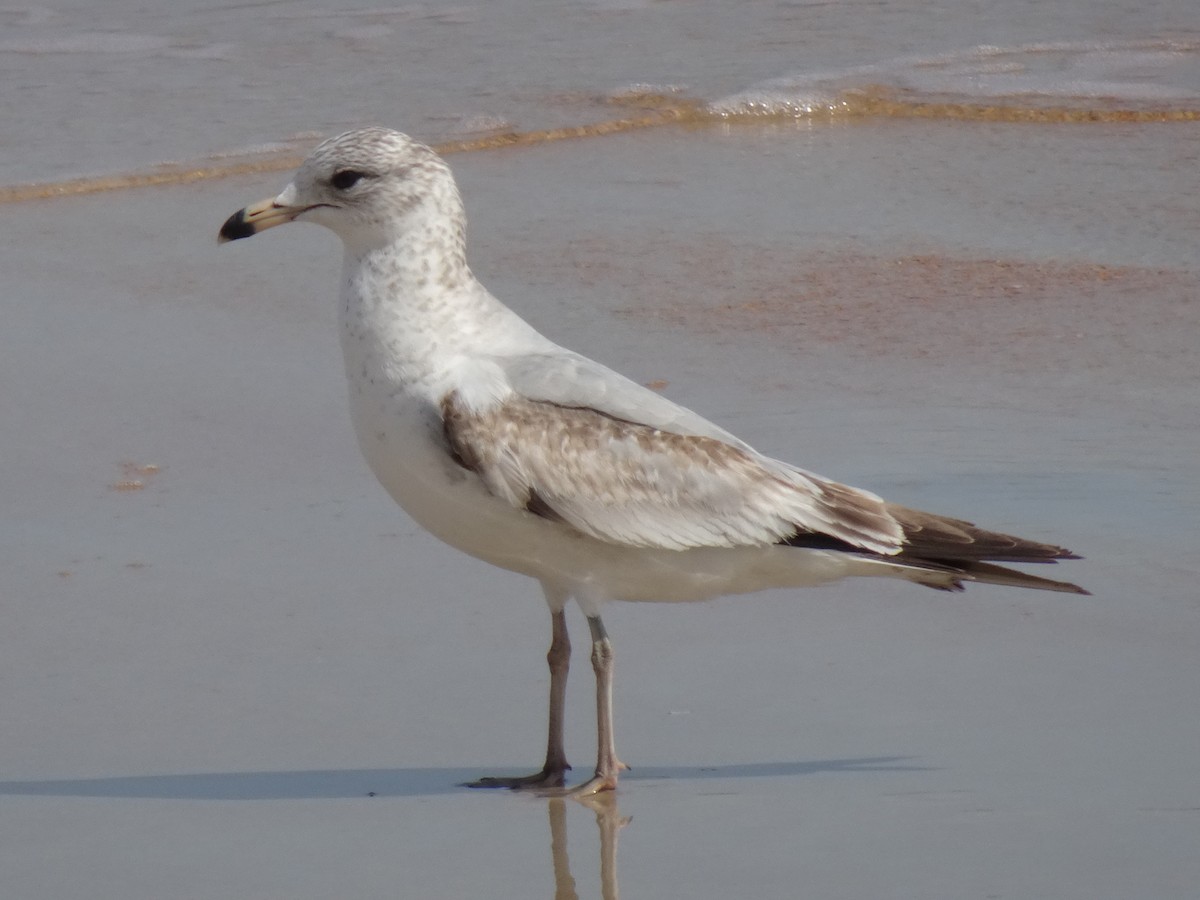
[218,209,255,244]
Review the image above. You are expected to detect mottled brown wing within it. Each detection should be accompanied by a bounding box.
[441,391,904,554]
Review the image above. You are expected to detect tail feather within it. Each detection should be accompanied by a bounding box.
[885,505,1090,594]
[849,554,1089,595]
[783,498,1088,595]
[886,503,1079,563]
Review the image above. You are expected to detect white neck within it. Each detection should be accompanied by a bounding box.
[337,233,546,399]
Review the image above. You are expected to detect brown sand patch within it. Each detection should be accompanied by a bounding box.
[109,461,162,493]
[556,235,1200,373]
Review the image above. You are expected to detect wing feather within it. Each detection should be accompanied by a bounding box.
[500,352,753,447]
[442,391,904,554]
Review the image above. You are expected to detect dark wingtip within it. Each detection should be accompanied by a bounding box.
[218,208,255,244]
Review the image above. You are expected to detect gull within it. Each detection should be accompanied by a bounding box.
[219,127,1086,795]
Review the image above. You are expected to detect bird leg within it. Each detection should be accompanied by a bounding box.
[466,607,572,789]
[541,607,573,780]
[568,615,629,796]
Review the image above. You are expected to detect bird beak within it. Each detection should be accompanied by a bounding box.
[218,192,305,243]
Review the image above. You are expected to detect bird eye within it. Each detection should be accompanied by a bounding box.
[331,169,369,191]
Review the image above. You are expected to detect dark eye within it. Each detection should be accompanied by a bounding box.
[331,169,369,191]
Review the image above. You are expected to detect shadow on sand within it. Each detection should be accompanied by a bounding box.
[0,757,927,800]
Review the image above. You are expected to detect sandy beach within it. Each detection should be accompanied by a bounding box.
[2,3,1198,897]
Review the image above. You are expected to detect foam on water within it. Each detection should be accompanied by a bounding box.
[711,40,1200,119]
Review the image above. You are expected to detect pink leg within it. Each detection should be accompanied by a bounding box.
[569,615,629,796]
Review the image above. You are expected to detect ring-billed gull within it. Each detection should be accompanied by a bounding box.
[219,127,1085,795]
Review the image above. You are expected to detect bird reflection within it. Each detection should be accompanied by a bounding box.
[547,794,629,900]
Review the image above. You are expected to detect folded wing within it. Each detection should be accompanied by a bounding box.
[441,390,905,554]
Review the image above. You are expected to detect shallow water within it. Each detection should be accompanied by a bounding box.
[4,0,1200,186]
[3,2,1199,899]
